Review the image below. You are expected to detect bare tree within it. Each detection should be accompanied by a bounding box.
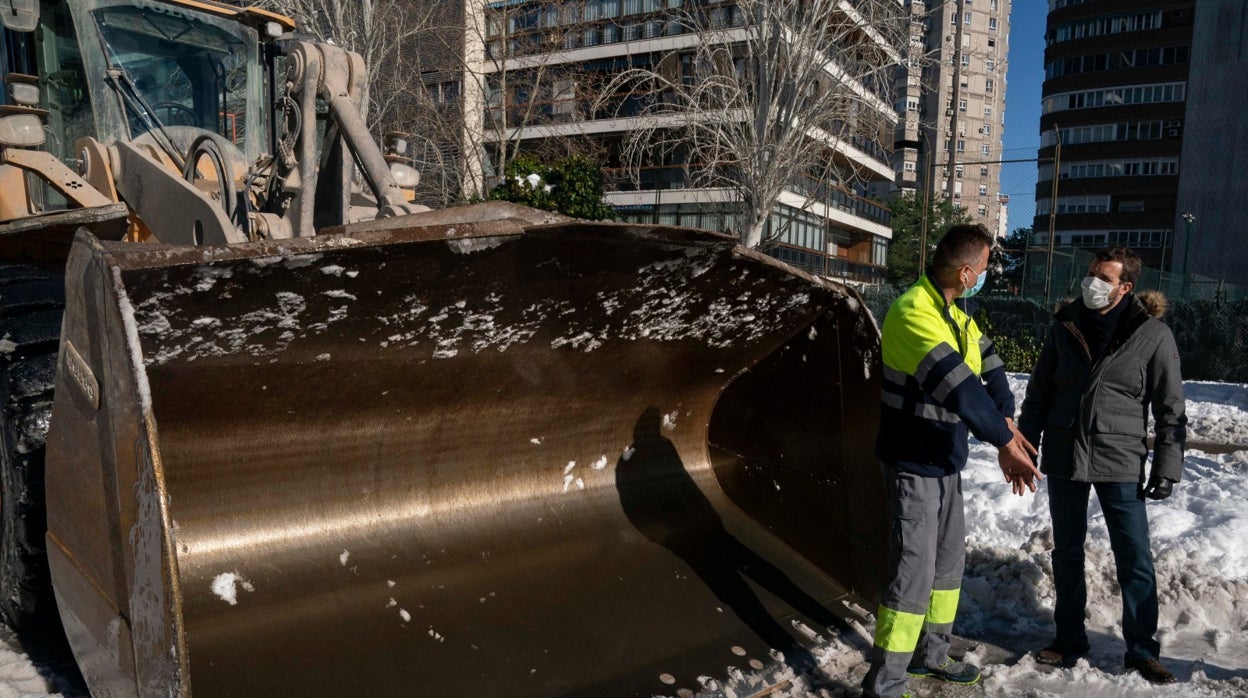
[596,0,907,248]
[464,0,608,195]
[255,0,612,207]
[384,0,613,204]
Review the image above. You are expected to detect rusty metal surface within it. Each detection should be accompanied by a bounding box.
[0,203,129,261]
[46,222,884,697]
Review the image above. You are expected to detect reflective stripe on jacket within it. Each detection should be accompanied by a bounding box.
[877,273,1015,476]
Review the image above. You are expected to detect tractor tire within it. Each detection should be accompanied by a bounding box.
[0,263,65,632]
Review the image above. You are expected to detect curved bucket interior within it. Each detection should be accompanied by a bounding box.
[46,221,885,697]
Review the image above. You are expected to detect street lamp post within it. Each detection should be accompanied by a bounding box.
[1181,212,1196,276]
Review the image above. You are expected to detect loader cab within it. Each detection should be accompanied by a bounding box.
[65,0,269,163]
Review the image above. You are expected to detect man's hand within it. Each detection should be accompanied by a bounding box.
[998,420,1041,496]
[1143,475,1175,500]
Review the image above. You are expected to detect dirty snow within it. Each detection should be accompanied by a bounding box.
[127,246,838,370]
[662,411,679,430]
[692,373,1248,697]
[4,376,1246,696]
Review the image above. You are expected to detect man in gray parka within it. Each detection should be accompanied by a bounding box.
[1018,246,1185,684]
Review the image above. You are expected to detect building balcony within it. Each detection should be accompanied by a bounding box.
[760,241,888,284]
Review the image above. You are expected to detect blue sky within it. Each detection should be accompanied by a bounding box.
[1001,1,1048,233]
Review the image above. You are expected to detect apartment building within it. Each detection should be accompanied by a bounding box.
[892,0,1011,235]
[1034,0,1194,271]
[411,0,902,283]
[1174,0,1248,284]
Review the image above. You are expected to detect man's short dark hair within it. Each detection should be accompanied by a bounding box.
[932,224,993,275]
[1094,246,1142,285]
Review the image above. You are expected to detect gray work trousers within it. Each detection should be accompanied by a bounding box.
[861,464,966,698]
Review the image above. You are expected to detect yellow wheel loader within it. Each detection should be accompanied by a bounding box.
[0,1,887,695]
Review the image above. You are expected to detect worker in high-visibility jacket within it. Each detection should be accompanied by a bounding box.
[861,225,1041,698]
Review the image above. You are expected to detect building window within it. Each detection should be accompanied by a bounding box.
[986,58,995,72]
[959,99,967,111]
[903,161,917,172]
[977,205,988,216]
[988,17,997,31]
[957,139,966,152]
[1067,233,1107,247]
[981,144,991,156]
[1118,201,1145,212]
[1052,11,1162,44]
[983,105,993,119]
[965,12,972,25]
[1043,121,1172,146]
[1045,46,1191,79]
[1043,83,1187,115]
[1052,195,1111,213]
[1108,229,1167,247]
[985,78,995,93]
[1058,157,1179,179]
[978,184,989,196]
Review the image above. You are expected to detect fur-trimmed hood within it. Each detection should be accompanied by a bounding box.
[1136,289,1168,319]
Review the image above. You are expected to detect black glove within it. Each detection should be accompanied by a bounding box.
[1143,476,1174,500]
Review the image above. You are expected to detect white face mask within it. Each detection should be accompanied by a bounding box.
[1081,275,1117,310]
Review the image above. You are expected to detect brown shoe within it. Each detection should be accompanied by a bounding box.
[1035,639,1090,668]
[1126,657,1177,684]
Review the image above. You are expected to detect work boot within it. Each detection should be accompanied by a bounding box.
[1126,657,1177,684]
[1036,638,1091,668]
[907,656,981,684]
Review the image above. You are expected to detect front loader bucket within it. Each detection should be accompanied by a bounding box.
[44,217,886,697]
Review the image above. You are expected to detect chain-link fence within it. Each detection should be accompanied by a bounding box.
[853,144,1248,381]
[1020,246,1246,305]
[857,282,1248,383]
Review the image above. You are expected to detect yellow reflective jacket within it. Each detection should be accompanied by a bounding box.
[877,273,1015,476]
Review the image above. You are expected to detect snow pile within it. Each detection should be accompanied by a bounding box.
[702,374,1248,696]
[0,640,68,697]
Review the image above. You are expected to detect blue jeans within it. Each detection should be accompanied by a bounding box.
[1048,476,1160,661]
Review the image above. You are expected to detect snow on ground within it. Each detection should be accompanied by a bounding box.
[3,375,1246,696]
